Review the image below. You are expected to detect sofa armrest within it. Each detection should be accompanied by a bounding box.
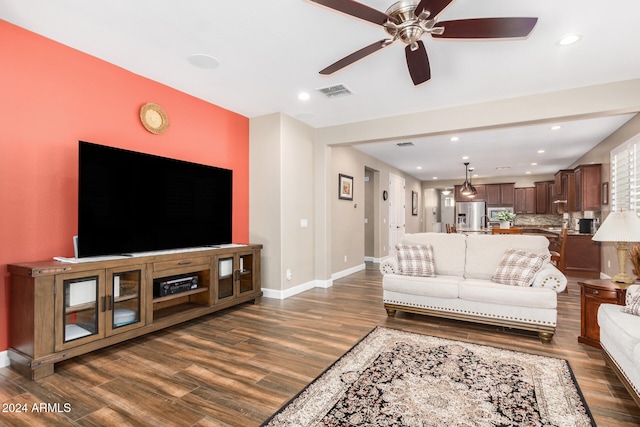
[531,263,567,292]
[380,256,399,275]
[626,284,640,305]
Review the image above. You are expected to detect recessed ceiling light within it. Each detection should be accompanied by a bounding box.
[417,166,422,170]
[462,156,469,160]
[526,171,532,174]
[298,92,310,101]
[558,33,582,46]
[531,162,538,166]
[432,176,438,180]
[450,136,459,142]
[537,149,545,153]
[187,54,220,69]
[550,125,562,130]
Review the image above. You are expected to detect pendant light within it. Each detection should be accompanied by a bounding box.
[460,162,472,196]
[467,166,478,198]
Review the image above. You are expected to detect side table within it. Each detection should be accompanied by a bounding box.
[578,279,629,348]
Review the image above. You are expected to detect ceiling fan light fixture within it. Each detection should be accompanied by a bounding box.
[311,0,539,85]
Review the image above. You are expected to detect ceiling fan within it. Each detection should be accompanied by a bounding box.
[311,0,538,85]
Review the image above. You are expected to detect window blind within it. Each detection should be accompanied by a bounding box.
[611,137,640,213]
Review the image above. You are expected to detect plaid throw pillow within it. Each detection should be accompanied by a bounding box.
[492,248,549,287]
[396,244,436,277]
[623,292,640,316]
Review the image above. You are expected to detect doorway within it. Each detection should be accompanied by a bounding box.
[389,173,405,255]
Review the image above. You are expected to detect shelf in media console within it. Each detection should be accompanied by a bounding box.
[53,244,248,263]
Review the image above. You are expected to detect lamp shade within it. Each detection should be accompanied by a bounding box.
[592,211,640,242]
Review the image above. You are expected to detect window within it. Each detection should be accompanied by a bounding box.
[611,136,640,213]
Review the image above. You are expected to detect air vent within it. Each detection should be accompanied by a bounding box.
[316,84,353,98]
[396,142,415,147]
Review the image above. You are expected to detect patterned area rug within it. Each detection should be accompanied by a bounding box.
[262,327,595,426]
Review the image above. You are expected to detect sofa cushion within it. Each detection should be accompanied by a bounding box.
[460,279,557,309]
[623,292,640,316]
[401,233,467,276]
[396,244,435,277]
[491,249,549,287]
[464,234,550,280]
[599,303,640,365]
[383,274,461,298]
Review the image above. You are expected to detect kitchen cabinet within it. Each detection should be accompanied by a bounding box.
[564,234,601,277]
[554,170,575,214]
[534,180,558,214]
[574,164,602,211]
[547,181,559,214]
[514,187,536,214]
[486,183,515,206]
[535,181,549,214]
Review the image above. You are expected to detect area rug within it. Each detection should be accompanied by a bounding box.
[262,327,595,426]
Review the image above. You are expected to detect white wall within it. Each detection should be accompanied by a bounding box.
[249,114,283,293]
[249,113,315,295]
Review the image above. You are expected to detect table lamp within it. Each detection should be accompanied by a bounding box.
[592,210,640,284]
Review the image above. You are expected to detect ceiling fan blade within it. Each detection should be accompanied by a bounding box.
[414,0,454,19]
[320,40,390,75]
[433,17,538,39]
[310,0,396,26]
[405,41,431,85]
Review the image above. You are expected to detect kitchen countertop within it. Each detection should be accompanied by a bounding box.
[521,227,594,236]
[457,227,594,237]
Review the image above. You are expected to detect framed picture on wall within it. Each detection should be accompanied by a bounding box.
[339,174,354,200]
[412,191,418,215]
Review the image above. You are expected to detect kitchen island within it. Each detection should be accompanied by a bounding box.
[457,227,601,278]
[521,227,601,278]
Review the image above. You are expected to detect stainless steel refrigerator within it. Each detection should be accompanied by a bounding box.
[455,201,486,231]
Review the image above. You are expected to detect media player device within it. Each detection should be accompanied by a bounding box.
[153,275,198,298]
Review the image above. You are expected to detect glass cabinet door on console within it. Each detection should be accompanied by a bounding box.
[105,266,146,336]
[217,255,235,301]
[215,251,257,303]
[238,252,256,296]
[55,270,105,351]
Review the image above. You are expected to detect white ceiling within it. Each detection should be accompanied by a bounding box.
[3,0,640,181]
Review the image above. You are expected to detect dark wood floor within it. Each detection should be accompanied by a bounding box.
[1,264,640,426]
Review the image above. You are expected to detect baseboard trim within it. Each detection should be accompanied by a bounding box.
[261,264,366,300]
[364,256,381,263]
[332,263,366,281]
[0,350,9,368]
[262,278,334,300]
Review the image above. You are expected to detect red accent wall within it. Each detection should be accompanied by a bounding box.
[0,21,249,352]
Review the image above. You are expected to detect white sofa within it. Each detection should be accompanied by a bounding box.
[380,233,567,342]
[598,285,640,406]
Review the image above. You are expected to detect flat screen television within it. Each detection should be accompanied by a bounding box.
[78,141,232,257]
